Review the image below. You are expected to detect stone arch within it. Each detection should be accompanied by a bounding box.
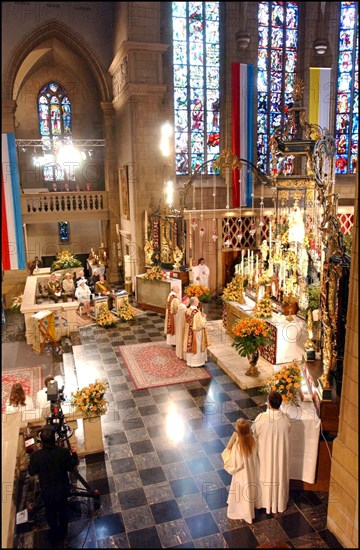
[2,19,112,103]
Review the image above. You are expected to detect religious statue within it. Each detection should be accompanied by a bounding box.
[288,205,305,244]
[144,239,154,266]
[260,239,269,262]
[172,246,183,270]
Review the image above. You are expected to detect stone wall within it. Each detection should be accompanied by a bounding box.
[327,180,358,547]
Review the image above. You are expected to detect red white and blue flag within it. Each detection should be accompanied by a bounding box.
[2,133,26,270]
[232,63,254,208]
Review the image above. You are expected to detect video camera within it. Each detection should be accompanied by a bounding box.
[44,379,72,443]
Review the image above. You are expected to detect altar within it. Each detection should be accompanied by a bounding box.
[135,275,182,313]
[225,297,308,364]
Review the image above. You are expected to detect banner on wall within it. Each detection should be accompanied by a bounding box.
[308,68,332,131]
[2,133,26,270]
[232,63,254,208]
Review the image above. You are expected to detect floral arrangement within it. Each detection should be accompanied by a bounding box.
[257,274,271,286]
[51,250,82,272]
[185,284,212,303]
[71,380,108,417]
[232,317,270,357]
[96,304,118,328]
[221,274,247,302]
[118,300,136,321]
[11,294,23,312]
[265,362,302,404]
[253,295,273,319]
[143,266,164,281]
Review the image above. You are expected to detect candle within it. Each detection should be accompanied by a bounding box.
[124,255,131,278]
[256,255,259,283]
[251,251,254,277]
[145,210,148,242]
[269,219,272,259]
[241,252,244,276]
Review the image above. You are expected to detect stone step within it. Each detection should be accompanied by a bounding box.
[62,352,78,397]
[72,344,101,389]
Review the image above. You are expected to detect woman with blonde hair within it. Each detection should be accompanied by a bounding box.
[225,418,260,524]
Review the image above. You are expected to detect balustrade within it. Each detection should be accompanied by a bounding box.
[21,191,108,219]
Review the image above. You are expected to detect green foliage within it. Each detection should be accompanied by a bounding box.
[307,284,320,311]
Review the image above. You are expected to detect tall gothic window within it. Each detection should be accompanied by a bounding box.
[172,1,220,175]
[37,82,73,182]
[335,1,358,174]
[257,1,299,174]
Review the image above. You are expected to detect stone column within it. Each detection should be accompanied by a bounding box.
[101,101,120,283]
[2,99,17,133]
[327,184,358,548]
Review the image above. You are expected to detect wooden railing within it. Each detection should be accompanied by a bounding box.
[21,191,109,221]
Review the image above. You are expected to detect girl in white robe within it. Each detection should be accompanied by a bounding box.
[226,418,260,524]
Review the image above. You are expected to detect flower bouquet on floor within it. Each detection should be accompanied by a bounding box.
[118,300,136,321]
[232,317,271,377]
[71,380,109,417]
[185,284,212,303]
[263,361,302,405]
[50,250,82,272]
[96,304,118,328]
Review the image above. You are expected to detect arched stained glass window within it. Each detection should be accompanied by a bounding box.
[335,2,358,174]
[257,2,299,174]
[172,1,220,175]
[37,82,73,182]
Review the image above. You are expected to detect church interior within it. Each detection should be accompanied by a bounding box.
[1,2,358,549]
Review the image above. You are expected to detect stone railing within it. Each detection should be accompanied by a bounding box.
[21,191,109,221]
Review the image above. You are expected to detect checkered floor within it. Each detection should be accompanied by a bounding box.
[12,308,341,549]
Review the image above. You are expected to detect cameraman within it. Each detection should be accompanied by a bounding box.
[28,427,78,544]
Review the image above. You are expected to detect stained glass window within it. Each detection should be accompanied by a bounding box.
[257,2,299,174]
[172,1,220,175]
[335,2,358,174]
[37,82,73,182]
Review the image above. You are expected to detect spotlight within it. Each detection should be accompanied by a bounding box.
[81,151,87,161]
[20,147,27,153]
[88,150,95,159]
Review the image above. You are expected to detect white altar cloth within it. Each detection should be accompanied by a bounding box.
[230,297,308,364]
[281,400,321,484]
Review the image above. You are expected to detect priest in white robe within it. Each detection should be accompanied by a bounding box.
[193,258,210,288]
[252,390,292,514]
[164,285,180,346]
[183,296,209,367]
[175,296,190,359]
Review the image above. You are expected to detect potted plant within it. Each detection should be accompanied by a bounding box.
[118,300,136,321]
[232,317,271,377]
[143,266,165,281]
[10,294,23,313]
[221,274,247,303]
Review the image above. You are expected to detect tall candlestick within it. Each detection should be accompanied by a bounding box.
[269,219,272,259]
[241,254,244,276]
[256,255,259,283]
[145,210,148,242]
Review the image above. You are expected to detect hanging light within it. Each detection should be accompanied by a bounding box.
[224,234,232,248]
[191,216,198,230]
[165,180,174,207]
[199,227,205,237]
[212,229,218,242]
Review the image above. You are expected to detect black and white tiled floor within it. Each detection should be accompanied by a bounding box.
[6,306,342,549]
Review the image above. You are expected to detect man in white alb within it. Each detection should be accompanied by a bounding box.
[193,258,210,288]
[252,390,292,514]
[183,296,209,367]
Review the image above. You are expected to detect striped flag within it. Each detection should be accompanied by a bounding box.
[2,133,26,270]
[232,63,254,208]
[308,68,332,131]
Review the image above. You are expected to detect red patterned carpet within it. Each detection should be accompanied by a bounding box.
[119,342,211,390]
[2,366,42,412]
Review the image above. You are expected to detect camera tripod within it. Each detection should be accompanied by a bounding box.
[28,408,101,517]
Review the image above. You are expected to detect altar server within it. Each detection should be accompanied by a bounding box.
[164,285,181,346]
[252,390,292,514]
[183,296,209,367]
[193,258,210,288]
[226,418,260,524]
[175,296,190,359]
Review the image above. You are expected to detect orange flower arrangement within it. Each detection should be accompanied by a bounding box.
[232,317,270,357]
[185,284,211,302]
[71,380,108,417]
[265,362,302,405]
